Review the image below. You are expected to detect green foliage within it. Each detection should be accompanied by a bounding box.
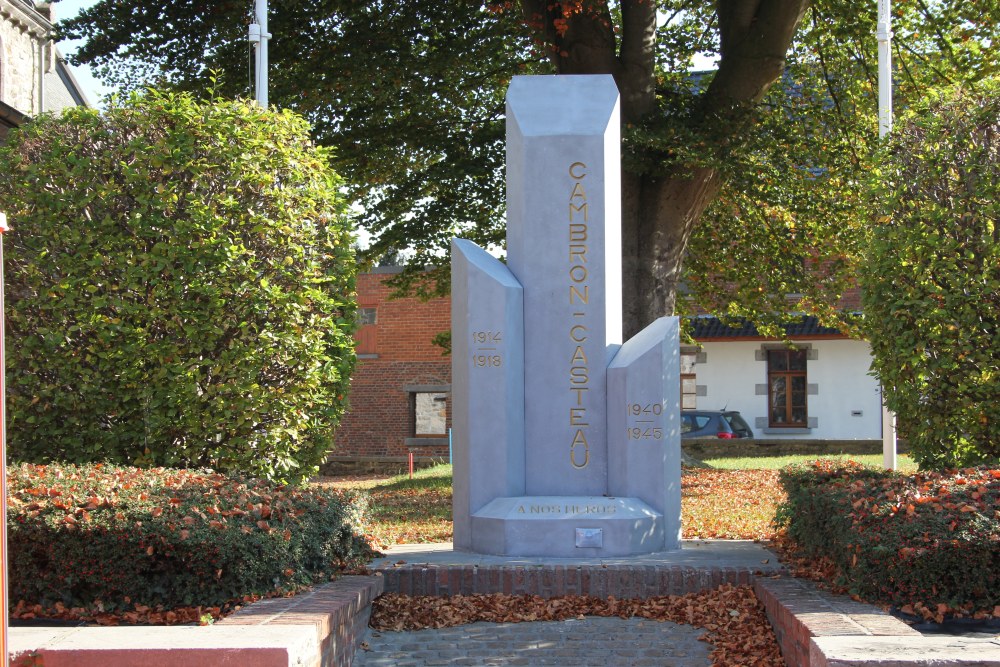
[861,80,1000,469]
[6,463,376,612]
[0,91,357,483]
[57,1,1000,331]
[777,461,1000,614]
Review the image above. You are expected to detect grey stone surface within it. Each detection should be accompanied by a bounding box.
[354,617,712,667]
[505,75,622,496]
[451,238,525,551]
[607,317,683,550]
[452,75,680,559]
[369,540,783,571]
[469,496,661,557]
[810,636,1000,666]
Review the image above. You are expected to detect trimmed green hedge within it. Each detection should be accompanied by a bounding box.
[0,90,357,484]
[861,79,999,469]
[7,463,376,612]
[777,460,1000,615]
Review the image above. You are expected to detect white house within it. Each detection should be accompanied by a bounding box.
[685,315,883,440]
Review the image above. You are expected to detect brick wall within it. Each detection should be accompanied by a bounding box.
[328,269,452,464]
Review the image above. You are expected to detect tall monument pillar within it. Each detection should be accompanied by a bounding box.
[452,75,681,557]
[506,76,622,496]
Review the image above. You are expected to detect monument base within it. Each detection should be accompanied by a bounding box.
[468,496,674,557]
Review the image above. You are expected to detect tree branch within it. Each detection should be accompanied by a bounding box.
[707,0,810,109]
[618,0,658,121]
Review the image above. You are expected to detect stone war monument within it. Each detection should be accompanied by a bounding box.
[452,75,681,557]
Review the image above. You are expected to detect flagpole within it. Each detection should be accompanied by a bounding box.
[877,0,897,470]
[877,0,893,139]
[250,0,271,107]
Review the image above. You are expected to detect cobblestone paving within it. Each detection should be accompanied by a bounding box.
[353,616,713,667]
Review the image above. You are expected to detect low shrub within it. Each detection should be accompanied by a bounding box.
[776,460,1000,617]
[7,463,377,613]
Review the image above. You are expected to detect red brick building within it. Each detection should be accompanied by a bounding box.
[326,268,452,470]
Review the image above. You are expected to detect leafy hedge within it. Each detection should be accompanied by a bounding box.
[777,460,1000,617]
[861,79,999,469]
[7,463,376,613]
[0,90,357,483]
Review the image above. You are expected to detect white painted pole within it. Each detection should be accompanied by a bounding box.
[250,0,271,107]
[877,0,897,469]
[877,0,893,139]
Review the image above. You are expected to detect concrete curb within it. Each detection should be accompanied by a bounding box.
[755,576,1000,667]
[9,575,383,667]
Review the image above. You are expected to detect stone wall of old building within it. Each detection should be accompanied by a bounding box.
[0,1,52,116]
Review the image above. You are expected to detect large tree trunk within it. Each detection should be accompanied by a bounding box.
[519,0,810,337]
[622,169,723,337]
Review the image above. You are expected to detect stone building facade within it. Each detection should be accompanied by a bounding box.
[1,0,87,139]
[326,268,452,471]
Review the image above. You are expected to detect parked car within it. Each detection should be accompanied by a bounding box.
[681,410,754,439]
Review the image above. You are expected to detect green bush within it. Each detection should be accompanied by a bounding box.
[0,91,357,483]
[861,79,999,469]
[777,460,1000,615]
[7,463,376,612]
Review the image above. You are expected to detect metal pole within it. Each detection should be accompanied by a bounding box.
[250,0,271,107]
[877,0,893,139]
[0,212,9,667]
[877,0,897,469]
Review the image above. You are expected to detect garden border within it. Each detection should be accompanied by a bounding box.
[8,559,998,666]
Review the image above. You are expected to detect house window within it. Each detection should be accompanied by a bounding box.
[358,307,377,326]
[413,392,447,437]
[768,349,808,427]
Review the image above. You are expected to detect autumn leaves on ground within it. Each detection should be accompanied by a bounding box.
[324,466,788,545]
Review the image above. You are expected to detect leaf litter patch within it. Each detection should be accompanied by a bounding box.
[369,583,783,667]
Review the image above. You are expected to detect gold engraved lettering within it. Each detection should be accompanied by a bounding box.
[570,430,590,469]
[530,505,562,514]
[569,284,589,305]
[569,224,588,242]
[517,505,525,514]
[567,160,591,470]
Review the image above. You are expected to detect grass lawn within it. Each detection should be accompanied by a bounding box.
[705,452,917,472]
[318,453,910,547]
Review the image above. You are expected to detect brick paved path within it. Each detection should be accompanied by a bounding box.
[353,616,713,667]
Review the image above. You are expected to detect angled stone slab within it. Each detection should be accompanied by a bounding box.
[505,74,622,496]
[470,496,661,557]
[607,316,682,551]
[451,238,525,551]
